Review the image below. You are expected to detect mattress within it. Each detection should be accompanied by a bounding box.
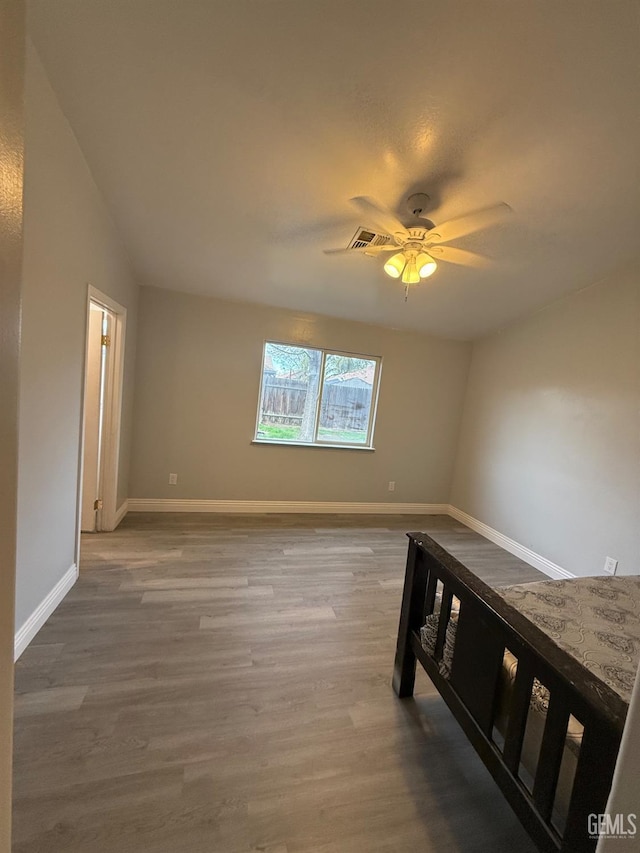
[497,575,640,705]
[420,575,640,703]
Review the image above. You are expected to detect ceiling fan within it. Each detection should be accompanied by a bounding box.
[324,193,511,299]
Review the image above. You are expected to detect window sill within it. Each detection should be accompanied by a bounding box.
[252,439,375,451]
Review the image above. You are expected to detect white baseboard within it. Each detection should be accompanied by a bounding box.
[114,500,128,528]
[127,498,450,515]
[14,563,78,661]
[447,505,575,581]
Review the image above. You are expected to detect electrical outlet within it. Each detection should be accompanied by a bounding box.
[388,481,395,492]
[169,473,178,485]
[604,556,618,575]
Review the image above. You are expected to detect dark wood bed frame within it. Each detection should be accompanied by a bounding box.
[393,533,628,853]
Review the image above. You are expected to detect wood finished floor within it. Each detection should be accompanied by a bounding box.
[13,513,545,853]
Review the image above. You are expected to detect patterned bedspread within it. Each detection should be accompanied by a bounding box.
[497,575,640,704]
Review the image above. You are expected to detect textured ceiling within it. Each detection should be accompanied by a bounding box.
[28,0,640,339]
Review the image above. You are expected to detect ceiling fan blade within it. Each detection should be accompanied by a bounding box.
[323,244,398,255]
[425,203,512,245]
[428,246,491,268]
[349,197,410,240]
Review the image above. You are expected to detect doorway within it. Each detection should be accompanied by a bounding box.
[79,286,127,536]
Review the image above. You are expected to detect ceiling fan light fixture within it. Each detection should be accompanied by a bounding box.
[416,252,437,279]
[383,252,406,279]
[401,257,420,285]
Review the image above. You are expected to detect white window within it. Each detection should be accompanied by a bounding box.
[254,342,381,449]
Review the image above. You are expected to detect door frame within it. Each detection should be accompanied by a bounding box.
[76,285,127,556]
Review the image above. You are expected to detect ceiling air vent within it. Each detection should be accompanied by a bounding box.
[347,227,392,251]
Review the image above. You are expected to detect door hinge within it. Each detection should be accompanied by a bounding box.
[94,499,103,510]
[101,334,111,347]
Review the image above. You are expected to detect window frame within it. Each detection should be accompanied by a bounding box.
[253,341,382,450]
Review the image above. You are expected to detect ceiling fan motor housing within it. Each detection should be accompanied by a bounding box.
[403,227,435,248]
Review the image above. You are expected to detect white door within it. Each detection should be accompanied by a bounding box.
[81,304,112,532]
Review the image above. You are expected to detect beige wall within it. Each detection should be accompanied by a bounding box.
[451,263,640,577]
[0,1,24,847]
[130,286,471,504]
[15,43,138,630]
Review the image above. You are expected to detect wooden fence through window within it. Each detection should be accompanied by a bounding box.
[260,378,372,430]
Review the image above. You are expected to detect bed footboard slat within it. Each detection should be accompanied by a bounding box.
[424,556,438,616]
[450,602,504,737]
[562,723,621,852]
[503,657,535,774]
[532,693,571,822]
